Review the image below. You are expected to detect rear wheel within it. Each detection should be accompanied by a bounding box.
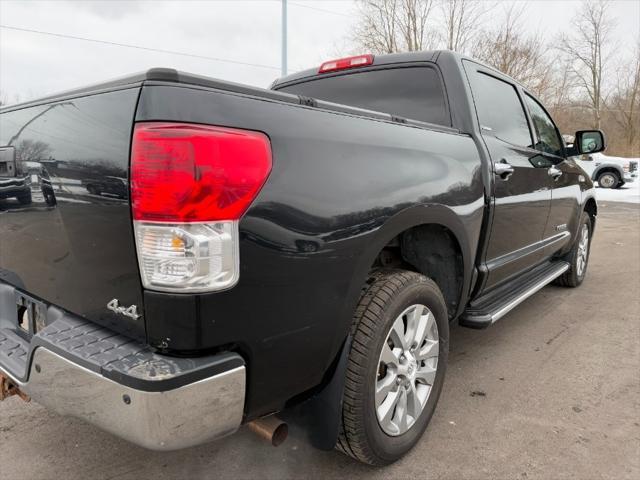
[597,171,619,189]
[336,270,449,466]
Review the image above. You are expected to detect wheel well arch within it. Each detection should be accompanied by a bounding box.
[593,166,622,180]
[584,196,597,231]
[335,204,476,365]
[370,223,465,319]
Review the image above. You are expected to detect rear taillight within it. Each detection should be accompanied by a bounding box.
[318,54,374,73]
[131,122,272,293]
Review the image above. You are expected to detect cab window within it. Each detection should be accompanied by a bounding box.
[465,69,532,148]
[524,94,564,157]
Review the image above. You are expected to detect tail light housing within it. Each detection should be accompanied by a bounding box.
[131,122,271,293]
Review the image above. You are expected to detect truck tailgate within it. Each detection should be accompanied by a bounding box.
[0,87,144,339]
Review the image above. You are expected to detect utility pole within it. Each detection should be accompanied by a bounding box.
[281,0,287,77]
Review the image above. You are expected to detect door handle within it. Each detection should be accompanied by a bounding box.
[548,165,562,180]
[494,160,514,180]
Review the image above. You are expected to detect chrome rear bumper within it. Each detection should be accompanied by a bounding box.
[4,347,245,450]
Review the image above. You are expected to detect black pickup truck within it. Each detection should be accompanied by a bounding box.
[0,51,603,465]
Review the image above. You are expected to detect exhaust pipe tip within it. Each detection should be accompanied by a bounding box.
[0,373,30,402]
[247,416,288,447]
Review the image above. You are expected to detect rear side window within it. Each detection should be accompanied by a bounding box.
[466,68,532,148]
[277,67,450,127]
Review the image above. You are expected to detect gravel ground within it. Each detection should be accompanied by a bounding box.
[1,202,639,480]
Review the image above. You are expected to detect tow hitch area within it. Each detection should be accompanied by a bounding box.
[0,372,30,402]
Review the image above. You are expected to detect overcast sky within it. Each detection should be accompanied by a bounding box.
[0,0,638,103]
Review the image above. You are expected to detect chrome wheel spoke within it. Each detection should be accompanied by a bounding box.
[377,388,401,428]
[376,372,397,406]
[407,382,423,419]
[389,316,408,350]
[405,305,424,347]
[416,365,437,386]
[416,339,439,361]
[380,342,400,368]
[412,310,431,350]
[394,388,408,431]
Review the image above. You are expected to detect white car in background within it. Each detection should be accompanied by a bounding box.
[564,134,638,189]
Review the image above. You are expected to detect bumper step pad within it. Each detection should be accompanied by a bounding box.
[1,306,242,392]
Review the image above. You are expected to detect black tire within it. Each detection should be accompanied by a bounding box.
[597,171,619,189]
[614,181,625,189]
[336,269,449,466]
[554,212,592,287]
[16,191,32,205]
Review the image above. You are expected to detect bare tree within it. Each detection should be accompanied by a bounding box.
[560,0,615,129]
[354,0,399,53]
[549,58,576,113]
[398,0,436,51]
[473,4,554,99]
[15,139,51,162]
[609,41,640,155]
[440,0,494,53]
[353,0,436,53]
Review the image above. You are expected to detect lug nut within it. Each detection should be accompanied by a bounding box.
[400,354,406,362]
[396,377,402,385]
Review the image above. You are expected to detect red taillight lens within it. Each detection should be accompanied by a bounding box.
[318,54,374,73]
[131,122,272,222]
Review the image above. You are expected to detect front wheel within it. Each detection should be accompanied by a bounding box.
[597,171,619,189]
[555,212,592,287]
[336,270,449,466]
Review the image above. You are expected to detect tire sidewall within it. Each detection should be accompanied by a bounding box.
[361,279,449,463]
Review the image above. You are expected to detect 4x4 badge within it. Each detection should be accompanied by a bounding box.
[107,299,141,320]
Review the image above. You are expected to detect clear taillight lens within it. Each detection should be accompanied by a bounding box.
[134,221,239,292]
[130,122,271,293]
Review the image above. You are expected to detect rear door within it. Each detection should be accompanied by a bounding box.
[464,62,551,291]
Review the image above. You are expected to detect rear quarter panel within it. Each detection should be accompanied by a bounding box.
[137,83,485,417]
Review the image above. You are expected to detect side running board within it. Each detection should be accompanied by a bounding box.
[459,261,570,329]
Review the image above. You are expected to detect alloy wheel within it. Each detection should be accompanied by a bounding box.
[576,223,589,277]
[375,304,439,436]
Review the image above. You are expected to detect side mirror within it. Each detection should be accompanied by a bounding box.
[574,130,605,155]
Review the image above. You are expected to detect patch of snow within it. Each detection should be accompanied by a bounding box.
[595,180,640,204]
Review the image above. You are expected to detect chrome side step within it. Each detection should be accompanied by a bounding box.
[459,261,569,329]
